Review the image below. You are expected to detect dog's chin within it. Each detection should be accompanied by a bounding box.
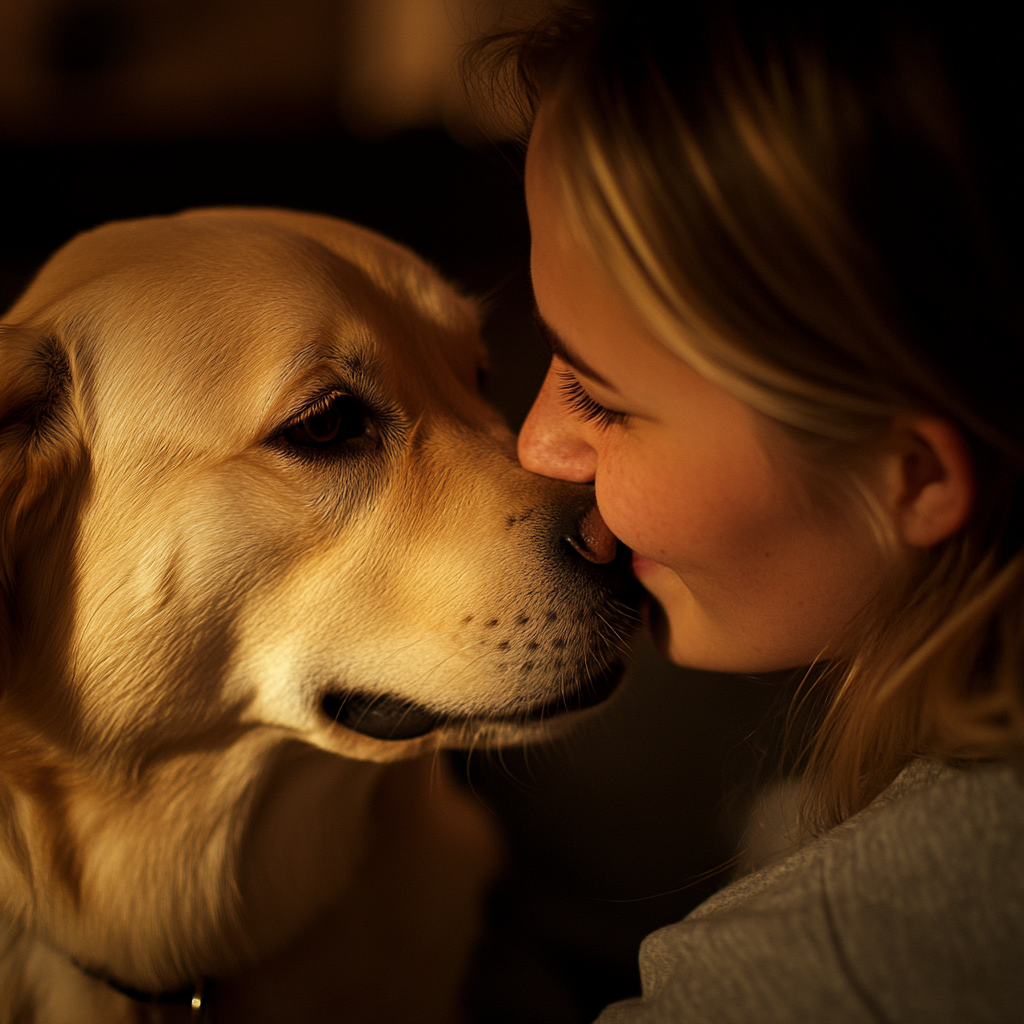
[319,659,627,741]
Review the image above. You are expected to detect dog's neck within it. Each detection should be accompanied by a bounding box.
[73,960,208,1019]
[0,726,384,996]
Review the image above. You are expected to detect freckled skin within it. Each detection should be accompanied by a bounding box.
[519,111,886,673]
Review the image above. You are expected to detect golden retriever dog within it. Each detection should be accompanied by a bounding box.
[0,208,641,1023]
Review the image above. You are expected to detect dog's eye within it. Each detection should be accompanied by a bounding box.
[283,393,372,450]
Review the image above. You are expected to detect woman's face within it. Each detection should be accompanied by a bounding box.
[520,122,885,673]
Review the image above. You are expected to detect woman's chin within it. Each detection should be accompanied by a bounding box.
[634,565,736,671]
[632,556,690,664]
[644,596,673,655]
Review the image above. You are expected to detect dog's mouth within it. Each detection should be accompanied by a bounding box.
[319,659,626,740]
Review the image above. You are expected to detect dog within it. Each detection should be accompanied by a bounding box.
[0,207,642,1022]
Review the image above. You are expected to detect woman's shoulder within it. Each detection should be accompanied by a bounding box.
[704,757,1022,915]
[599,758,1024,1024]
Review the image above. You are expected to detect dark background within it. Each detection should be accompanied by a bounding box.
[1,3,802,1019]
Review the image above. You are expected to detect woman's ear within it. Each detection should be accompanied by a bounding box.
[882,417,974,548]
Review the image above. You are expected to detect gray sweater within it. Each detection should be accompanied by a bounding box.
[596,758,1024,1024]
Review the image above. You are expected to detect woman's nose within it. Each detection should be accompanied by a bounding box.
[518,361,598,483]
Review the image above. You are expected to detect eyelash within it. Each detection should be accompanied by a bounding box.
[556,370,628,429]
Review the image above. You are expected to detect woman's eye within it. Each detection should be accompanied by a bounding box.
[282,393,373,450]
[556,370,628,429]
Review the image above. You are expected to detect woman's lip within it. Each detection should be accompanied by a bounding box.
[631,551,664,578]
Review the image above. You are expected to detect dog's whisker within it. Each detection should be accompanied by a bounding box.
[1,206,645,1015]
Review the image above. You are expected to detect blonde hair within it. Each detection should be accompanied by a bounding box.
[470,1,1024,828]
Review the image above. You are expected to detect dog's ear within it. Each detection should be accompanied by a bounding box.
[0,326,88,697]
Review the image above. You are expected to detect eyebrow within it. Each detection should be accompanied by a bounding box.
[532,306,618,392]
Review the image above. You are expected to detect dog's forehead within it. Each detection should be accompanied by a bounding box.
[13,210,485,444]
[20,209,477,340]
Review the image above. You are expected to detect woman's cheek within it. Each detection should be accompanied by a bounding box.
[595,453,685,565]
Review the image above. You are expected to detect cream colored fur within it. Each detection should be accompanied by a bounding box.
[0,208,638,1022]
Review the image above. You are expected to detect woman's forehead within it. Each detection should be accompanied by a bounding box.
[524,105,569,239]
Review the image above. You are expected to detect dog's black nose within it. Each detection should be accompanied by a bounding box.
[566,505,618,564]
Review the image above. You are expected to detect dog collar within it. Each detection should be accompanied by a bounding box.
[72,960,209,1020]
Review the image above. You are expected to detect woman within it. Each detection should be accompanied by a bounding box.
[477,1,1023,1019]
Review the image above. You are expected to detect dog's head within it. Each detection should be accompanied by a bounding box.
[0,208,642,772]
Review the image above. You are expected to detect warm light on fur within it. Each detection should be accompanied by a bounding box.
[0,207,641,1021]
